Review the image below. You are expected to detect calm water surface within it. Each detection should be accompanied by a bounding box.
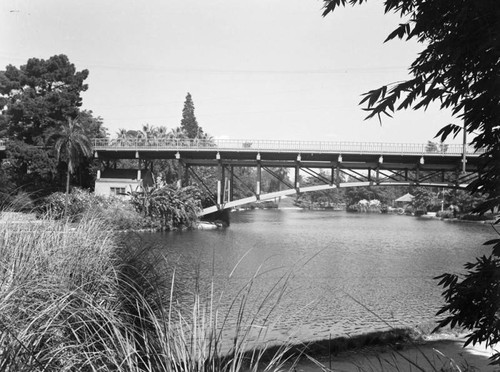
[143,210,495,343]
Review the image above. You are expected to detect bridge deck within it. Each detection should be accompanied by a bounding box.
[92,138,483,171]
[93,138,481,156]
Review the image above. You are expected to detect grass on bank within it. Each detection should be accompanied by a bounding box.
[0,214,301,371]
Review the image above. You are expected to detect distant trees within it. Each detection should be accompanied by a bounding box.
[412,187,434,214]
[180,93,203,139]
[425,141,448,153]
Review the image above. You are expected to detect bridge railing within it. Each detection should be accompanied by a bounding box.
[93,138,483,156]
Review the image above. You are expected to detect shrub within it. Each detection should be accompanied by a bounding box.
[437,210,455,219]
[40,188,110,221]
[38,188,155,230]
[404,205,414,215]
[460,213,495,221]
[130,185,202,230]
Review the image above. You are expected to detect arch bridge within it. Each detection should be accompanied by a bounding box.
[92,138,484,216]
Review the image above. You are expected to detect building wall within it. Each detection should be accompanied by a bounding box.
[94,169,155,198]
[94,179,142,198]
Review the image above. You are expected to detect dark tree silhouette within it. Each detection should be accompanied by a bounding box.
[180,93,203,139]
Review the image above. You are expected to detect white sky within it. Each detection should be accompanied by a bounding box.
[1,0,460,144]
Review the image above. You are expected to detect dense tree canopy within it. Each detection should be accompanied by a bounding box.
[0,55,101,198]
[323,0,500,362]
[0,54,89,145]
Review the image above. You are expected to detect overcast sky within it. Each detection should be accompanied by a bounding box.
[1,0,460,144]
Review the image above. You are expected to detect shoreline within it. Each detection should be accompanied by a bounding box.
[266,327,497,372]
[294,335,497,372]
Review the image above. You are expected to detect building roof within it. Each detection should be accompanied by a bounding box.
[395,193,414,202]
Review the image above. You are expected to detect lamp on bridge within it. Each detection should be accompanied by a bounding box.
[256,153,261,160]
[297,154,301,162]
[420,156,425,165]
[175,152,180,159]
[216,152,221,160]
[378,156,383,164]
[338,154,343,163]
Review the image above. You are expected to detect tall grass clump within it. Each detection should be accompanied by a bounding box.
[0,214,300,371]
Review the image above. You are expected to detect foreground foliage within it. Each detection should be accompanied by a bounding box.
[323,0,500,363]
[0,216,298,371]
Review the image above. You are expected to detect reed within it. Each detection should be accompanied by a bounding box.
[0,213,298,371]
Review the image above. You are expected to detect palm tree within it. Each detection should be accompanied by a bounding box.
[51,117,93,219]
[116,128,128,145]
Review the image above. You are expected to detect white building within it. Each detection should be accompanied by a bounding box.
[94,168,154,197]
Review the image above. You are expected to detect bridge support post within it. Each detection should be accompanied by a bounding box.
[229,165,234,202]
[222,165,226,203]
[184,164,190,186]
[295,162,300,192]
[217,163,225,206]
[335,164,340,187]
[256,161,261,197]
[217,181,221,205]
[177,160,184,188]
[137,157,142,181]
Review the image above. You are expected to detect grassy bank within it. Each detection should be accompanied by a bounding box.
[0,214,297,371]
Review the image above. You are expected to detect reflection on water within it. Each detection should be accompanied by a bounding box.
[143,210,495,343]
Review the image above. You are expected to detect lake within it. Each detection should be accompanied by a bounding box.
[140,210,495,345]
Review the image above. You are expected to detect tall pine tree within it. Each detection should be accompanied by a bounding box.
[180,93,203,139]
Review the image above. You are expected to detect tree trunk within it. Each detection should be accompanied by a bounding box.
[64,162,71,221]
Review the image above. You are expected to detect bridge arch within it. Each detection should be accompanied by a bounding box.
[200,181,469,216]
